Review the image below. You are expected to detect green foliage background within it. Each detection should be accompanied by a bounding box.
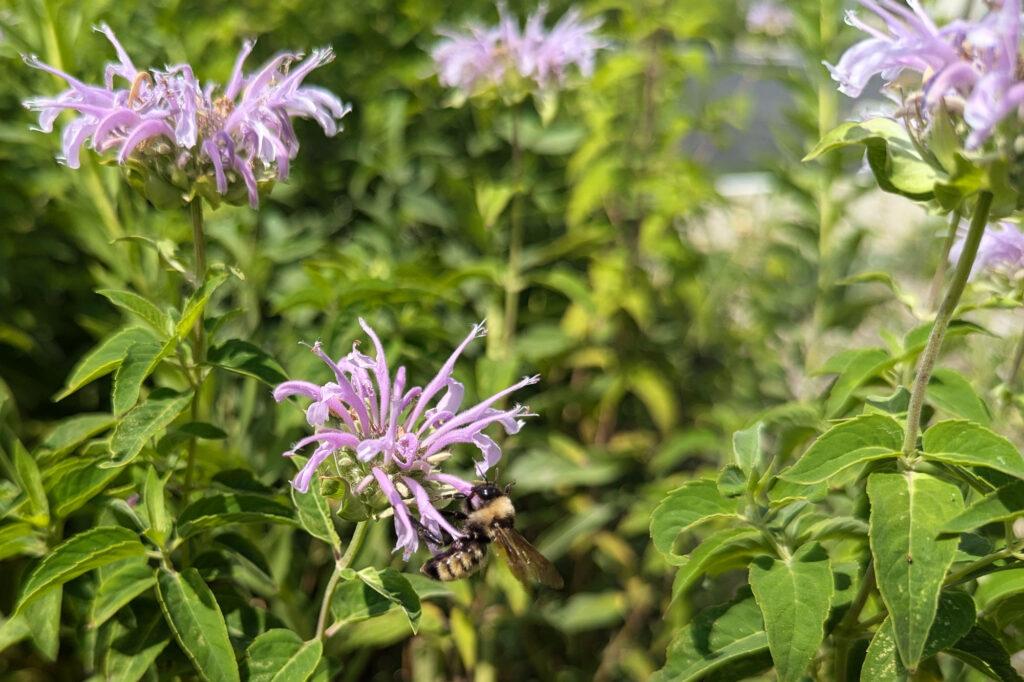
[8,0,1019,680]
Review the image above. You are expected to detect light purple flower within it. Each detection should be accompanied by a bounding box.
[746,1,796,37]
[275,319,537,559]
[949,221,1024,279]
[23,24,350,208]
[432,3,604,96]
[826,0,1024,148]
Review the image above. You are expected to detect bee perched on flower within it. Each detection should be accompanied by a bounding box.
[23,24,350,208]
[274,320,538,560]
[431,2,605,106]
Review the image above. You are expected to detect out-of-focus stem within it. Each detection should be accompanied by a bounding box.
[502,111,524,357]
[1006,320,1024,391]
[902,192,992,461]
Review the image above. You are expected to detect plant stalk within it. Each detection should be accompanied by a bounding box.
[317,521,369,640]
[1006,318,1024,391]
[927,208,962,311]
[901,192,992,460]
[183,199,207,505]
[502,110,525,357]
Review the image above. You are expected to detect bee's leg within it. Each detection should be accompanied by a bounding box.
[410,519,446,547]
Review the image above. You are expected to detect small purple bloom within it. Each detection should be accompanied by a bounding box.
[826,0,1024,148]
[949,221,1024,279]
[275,320,537,559]
[432,3,605,97]
[23,25,350,208]
[746,1,796,37]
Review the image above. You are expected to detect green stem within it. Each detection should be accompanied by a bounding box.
[944,545,1018,587]
[318,521,369,640]
[811,0,839,343]
[182,199,207,505]
[927,208,963,311]
[901,192,992,461]
[502,110,524,357]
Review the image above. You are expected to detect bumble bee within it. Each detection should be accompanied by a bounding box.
[420,483,563,589]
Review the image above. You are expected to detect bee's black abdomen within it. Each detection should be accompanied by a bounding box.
[422,537,488,582]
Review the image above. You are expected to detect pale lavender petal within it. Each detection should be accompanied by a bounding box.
[373,467,419,559]
[273,380,321,401]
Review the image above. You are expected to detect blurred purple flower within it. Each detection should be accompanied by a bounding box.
[746,1,796,37]
[432,3,604,96]
[949,221,1024,279]
[275,319,537,559]
[23,24,350,207]
[826,0,1023,147]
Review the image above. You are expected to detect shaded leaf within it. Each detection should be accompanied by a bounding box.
[89,558,156,629]
[177,493,296,538]
[245,629,323,682]
[944,481,1024,533]
[208,340,288,386]
[107,388,193,467]
[156,567,239,682]
[650,480,741,563]
[780,414,903,484]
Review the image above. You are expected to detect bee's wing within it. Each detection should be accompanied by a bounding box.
[491,526,564,589]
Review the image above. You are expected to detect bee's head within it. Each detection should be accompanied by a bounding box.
[469,483,504,509]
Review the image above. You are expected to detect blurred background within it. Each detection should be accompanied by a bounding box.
[0,0,1004,680]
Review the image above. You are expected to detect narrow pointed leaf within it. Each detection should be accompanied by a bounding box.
[291,474,340,548]
[923,420,1024,479]
[107,388,193,467]
[176,271,229,340]
[868,472,963,669]
[16,526,145,612]
[156,567,239,682]
[948,626,1024,681]
[103,610,170,682]
[733,423,765,476]
[97,289,172,337]
[38,413,115,457]
[13,443,48,526]
[928,370,991,426]
[208,340,288,386]
[749,543,834,682]
[944,481,1024,533]
[144,466,169,545]
[45,456,120,518]
[780,414,903,484]
[672,529,763,601]
[111,341,166,415]
[54,327,157,401]
[177,493,296,538]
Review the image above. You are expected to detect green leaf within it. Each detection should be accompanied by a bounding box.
[89,558,157,629]
[245,629,323,682]
[928,369,991,426]
[354,567,421,633]
[0,614,31,653]
[330,569,422,633]
[176,271,229,341]
[672,529,764,601]
[541,591,626,634]
[818,348,892,417]
[111,341,166,415]
[97,289,172,337]
[45,456,120,518]
[38,413,115,457]
[54,327,157,401]
[861,591,976,680]
[733,423,765,476]
[13,443,48,526]
[0,522,46,560]
[207,340,288,386]
[103,610,170,682]
[650,480,741,563]
[716,465,747,498]
[868,472,963,669]
[749,543,834,682]
[804,118,941,200]
[144,466,169,545]
[652,594,770,682]
[475,180,515,229]
[16,526,145,612]
[25,585,60,661]
[177,493,296,538]
[107,388,193,467]
[944,481,1024,533]
[922,420,1024,480]
[779,414,903,484]
[156,567,239,682]
[291,473,340,548]
[948,625,1024,681]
